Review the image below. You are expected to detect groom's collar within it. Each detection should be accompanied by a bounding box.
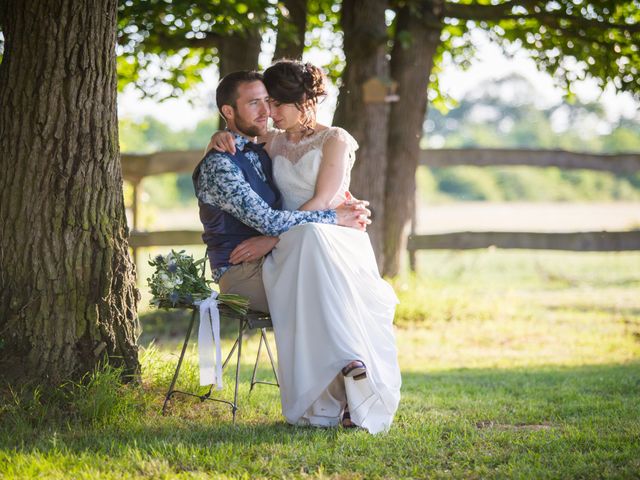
[228,130,260,153]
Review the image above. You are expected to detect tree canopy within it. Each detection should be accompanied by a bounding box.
[3,1,638,112]
[115,0,341,99]
[441,0,639,96]
[106,1,640,102]
[116,0,271,98]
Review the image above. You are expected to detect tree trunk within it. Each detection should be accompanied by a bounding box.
[383,2,442,276]
[334,0,390,269]
[218,29,262,77]
[274,0,307,60]
[0,0,139,384]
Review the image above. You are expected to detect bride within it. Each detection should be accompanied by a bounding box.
[209,60,401,433]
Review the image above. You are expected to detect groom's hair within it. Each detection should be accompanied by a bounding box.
[216,71,264,120]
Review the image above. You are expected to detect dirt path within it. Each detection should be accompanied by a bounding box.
[133,202,640,233]
[415,202,640,233]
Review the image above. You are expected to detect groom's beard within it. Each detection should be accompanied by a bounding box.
[235,112,266,138]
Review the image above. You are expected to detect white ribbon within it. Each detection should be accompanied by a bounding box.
[196,291,223,389]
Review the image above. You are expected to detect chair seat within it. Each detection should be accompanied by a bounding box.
[218,305,273,329]
[247,317,273,329]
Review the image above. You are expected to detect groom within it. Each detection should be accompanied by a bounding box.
[193,70,369,312]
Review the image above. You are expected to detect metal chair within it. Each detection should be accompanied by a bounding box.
[160,253,279,422]
[161,304,279,422]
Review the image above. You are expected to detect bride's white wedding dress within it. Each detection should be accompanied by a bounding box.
[262,127,401,434]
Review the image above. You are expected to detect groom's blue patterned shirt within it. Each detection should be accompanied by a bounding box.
[196,132,337,281]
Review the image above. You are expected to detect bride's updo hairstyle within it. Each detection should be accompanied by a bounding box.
[263,60,327,131]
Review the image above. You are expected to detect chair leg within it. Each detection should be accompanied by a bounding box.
[249,331,265,393]
[262,328,280,386]
[162,311,277,423]
[221,334,240,370]
[232,318,244,424]
[162,308,198,415]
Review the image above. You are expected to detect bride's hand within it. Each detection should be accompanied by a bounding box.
[229,236,280,264]
[205,131,236,155]
[335,200,371,231]
[343,191,371,231]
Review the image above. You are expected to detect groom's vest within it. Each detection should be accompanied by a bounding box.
[192,147,282,273]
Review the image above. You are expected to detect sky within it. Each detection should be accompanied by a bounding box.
[117,29,638,132]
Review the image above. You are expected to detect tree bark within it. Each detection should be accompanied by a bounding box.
[218,28,262,77]
[0,0,140,384]
[334,0,390,269]
[274,0,307,60]
[383,1,442,276]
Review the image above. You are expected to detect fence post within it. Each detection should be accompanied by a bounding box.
[409,191,417,273]
[131,178,142,271]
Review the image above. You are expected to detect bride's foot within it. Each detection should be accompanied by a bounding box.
[341,406,357,429]
[341,360,367,380]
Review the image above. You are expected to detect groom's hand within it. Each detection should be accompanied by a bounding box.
[335,200,371,231]
[230,236,280,264]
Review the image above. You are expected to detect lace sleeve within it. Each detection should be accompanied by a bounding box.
[323,127,359,169]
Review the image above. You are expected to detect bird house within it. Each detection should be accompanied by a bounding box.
[362,77,399,103]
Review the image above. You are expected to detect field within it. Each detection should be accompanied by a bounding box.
[131,202,640,234]
[414,201,640,233]
[2,248,639,479]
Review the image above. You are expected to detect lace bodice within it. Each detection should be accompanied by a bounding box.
[267,127,358,210]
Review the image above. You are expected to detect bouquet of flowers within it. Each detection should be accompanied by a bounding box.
[147,250,249,315]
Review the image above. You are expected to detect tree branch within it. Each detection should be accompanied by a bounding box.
[442,1,639,33]
[442,0,532,22]
[510,12,640,33]
[118,28,222,50]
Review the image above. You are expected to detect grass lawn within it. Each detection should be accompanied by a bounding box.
[1,250,639,479]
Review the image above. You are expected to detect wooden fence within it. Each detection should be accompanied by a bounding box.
[122,150,203,236]
[121,148,640,271]
[419,148,639,175]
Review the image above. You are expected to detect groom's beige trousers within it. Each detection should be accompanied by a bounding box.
[218,258,270,313]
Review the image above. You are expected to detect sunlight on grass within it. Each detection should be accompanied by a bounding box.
[393,250,640,371]
[2,250,639,479]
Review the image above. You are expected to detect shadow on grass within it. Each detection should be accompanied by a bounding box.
[2,361,639,451]
[3,362,639,478]
[543,304,640,318]
[577,277,640,288]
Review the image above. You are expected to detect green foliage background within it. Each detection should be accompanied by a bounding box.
[120,116,218,208]
[418,75,640,203]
